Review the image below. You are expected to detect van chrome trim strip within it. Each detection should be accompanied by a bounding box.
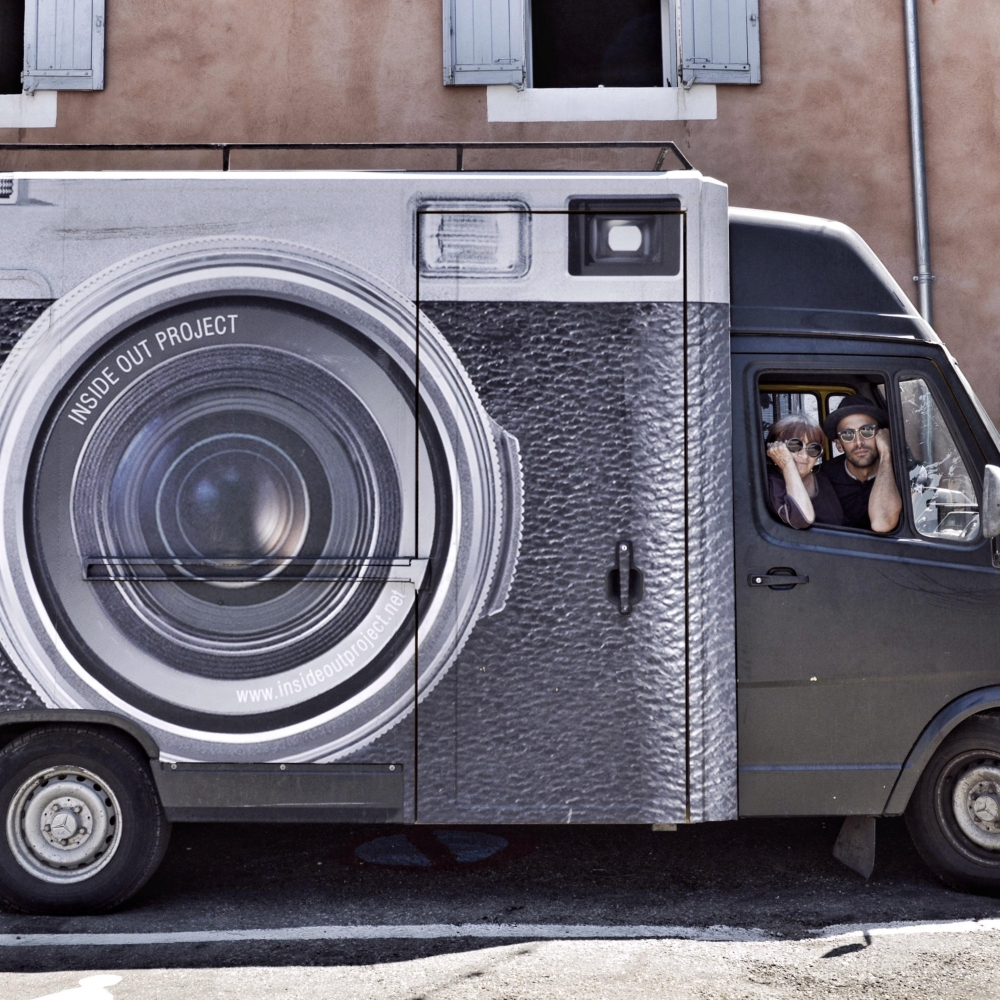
[740,764,901,772]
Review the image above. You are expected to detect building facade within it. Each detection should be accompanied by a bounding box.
[0,0,998,421]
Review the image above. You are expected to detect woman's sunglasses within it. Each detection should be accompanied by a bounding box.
[836,423,877,443]
[783,439,823,457]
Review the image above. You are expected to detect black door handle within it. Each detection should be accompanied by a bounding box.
[607,540,645,614]
[748,568,809,590]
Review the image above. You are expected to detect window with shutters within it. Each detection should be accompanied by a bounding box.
[443,0,759,89]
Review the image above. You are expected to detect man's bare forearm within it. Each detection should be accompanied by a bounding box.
[870,453,902,532]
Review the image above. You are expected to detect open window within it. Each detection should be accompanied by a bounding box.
[530,0,670,88]
[757,374,898,534]
[442,0,760,89]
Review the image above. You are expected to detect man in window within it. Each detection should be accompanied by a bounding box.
[821,399,902,533]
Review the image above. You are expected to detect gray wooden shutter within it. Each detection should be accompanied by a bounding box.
[443,0,526,87]
[23,0,105,92]
[679,0,760,85]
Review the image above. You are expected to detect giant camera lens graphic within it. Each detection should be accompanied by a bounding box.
[69,337,404,678]
[0,240,521,761]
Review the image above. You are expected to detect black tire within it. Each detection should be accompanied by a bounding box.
[905,713,1000,894]
[0,725,170,914]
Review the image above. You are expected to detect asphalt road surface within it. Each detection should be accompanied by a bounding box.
[2,817,999,998]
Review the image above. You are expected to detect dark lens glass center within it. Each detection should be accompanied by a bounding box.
[174,446,297,559]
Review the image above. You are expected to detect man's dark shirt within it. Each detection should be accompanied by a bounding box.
[818,454,874,530]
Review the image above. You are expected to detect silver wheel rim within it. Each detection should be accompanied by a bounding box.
[6,765,123,883]
[951,763,1000,851]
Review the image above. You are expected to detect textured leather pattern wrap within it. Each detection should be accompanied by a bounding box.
[685,302,737,821]
[0,301,52,711]
[0,301,50,357]
[417,301,735,823]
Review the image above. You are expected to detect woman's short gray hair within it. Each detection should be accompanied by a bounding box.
[766,414,825,445]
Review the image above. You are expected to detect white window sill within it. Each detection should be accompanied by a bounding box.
[487,85,716,122]
[0,92,57,128]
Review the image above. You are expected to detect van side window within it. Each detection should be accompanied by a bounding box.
[899,377,979,540]
[758,375,904,534]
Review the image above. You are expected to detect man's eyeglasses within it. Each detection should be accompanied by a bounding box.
[783,438,823,458]
[836,423,878,443]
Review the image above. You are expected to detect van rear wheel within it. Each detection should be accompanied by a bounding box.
[905,714,1000,894]
[0,726,170,914]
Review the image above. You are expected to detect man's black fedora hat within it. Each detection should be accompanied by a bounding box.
[823,397,889,441]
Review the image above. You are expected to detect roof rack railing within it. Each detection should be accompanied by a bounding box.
[0,140,693,173]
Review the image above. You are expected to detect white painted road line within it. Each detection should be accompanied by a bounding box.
[817,917,1000,941]
[29,974,121,999]
[1,917,999,948]
[0,924,769,947]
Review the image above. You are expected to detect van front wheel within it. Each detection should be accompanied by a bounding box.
[906,714,1000,894]
[0,726,170,914]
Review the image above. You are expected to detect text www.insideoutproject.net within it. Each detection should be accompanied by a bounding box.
[235,589,409,705]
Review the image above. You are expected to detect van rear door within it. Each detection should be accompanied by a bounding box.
[414,195,734,824]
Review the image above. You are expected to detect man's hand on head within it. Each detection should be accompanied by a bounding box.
[875,427,892,460]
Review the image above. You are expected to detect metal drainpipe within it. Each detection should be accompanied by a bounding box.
[904,0,934,325]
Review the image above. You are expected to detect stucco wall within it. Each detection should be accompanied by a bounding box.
[1,0,998,419]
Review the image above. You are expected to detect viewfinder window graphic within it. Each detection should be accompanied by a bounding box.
[568,198,682,276]
[419,202,530,279]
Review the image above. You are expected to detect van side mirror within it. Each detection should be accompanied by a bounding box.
[982,465,1000,538]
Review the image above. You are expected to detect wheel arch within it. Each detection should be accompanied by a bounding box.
[0,710,159,759]
[884,686,1000,815]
